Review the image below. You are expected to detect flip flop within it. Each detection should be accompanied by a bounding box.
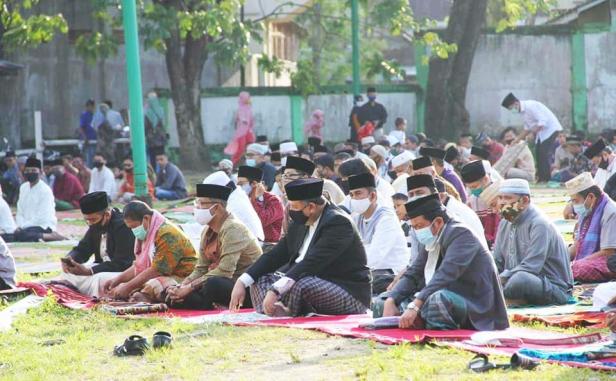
[152,331,173,349]
[469,353,539,373]
[113,335,149,357]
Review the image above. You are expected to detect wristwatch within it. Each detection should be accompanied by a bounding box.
[407,302,420,313]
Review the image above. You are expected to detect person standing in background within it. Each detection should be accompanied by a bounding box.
[79,99,97,167]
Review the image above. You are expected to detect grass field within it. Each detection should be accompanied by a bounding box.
[1,184,613,380]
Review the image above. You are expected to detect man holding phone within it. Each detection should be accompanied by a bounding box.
[59,192,135,296]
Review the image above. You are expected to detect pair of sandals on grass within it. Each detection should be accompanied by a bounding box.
[113,331,172,356]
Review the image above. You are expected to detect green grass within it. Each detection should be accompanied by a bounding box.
[0,297,613,381]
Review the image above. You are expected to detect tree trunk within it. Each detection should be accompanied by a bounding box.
[164,20,208,170]
[425,0,488,140]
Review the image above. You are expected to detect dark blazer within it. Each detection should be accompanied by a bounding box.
[69,208,135,274]
[246,202,371,306]
[390,219,509,331]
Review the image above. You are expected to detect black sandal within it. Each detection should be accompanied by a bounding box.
[468,353,539,373]
[152,331,173,349]
[113,335,150,357]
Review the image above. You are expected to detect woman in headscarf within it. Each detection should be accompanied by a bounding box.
[144,92,168,168]
[304,109,324,141]
[224,91,255,165]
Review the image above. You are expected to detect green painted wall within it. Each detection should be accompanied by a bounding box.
[571,31,588,132]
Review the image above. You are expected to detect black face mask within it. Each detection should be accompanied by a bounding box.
[599,159,609,170]
[94,161,104,169]
[89,213,109,233]
[24,172,39,183]
[289,208,309,225]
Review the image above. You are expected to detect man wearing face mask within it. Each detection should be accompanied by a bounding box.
[349,173,409,295]
[420,147,467,203]
[461,160,501,248]
[103,201,197,302]
[237,166,284,243]
[89,153,117,200]
[245,143,276,190]
[407,175,486,248]
[492,179,572,306]
[59,192,135,296]
[229,178,371,316]
[565,173,616,283]
[50,159,85,211]
[501,92,563,183]
[584,139,616,190]
[496,127,536,181]
[411,156,462,201]
[165,184,261,310]
[390,151,413,194]
[376,194,508,331]
[338,158,394,209]
[2,158,65,243]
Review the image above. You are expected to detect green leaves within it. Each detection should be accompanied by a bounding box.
[492,0,556,32]
[0,0,68,56]
[74,32,118,65]
[257,54,284,79]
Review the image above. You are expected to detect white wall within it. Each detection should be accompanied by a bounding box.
[585,32,616,133]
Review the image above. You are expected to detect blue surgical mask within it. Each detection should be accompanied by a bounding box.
[245,159,256,167]
[368,96,376,102]
[132,224,147,241]
[414,222,435,246]
[573,203,589,219]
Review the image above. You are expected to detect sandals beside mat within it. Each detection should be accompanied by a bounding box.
[113,332,173,357]
[468,353,539,373]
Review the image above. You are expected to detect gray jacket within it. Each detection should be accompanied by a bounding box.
[390,219,509,331]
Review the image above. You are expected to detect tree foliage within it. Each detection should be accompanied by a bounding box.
[0,0,67,58]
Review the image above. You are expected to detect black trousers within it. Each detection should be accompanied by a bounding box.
[536,131,558,182]
[172,276,252,310]
[2,227,51,243]
[371,269,395,296]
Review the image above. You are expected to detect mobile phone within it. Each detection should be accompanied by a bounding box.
[61,257,75,267]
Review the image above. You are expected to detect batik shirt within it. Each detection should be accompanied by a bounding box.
[151,222,197,278]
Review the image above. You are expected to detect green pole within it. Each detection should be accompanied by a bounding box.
[351,0,360,97]
[571,30,588,133]
[122,0,148,197]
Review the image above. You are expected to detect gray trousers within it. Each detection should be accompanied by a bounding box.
[502,271,569,305]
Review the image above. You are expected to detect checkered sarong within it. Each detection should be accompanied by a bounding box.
[251,273,367,316]
[420,290,469,330]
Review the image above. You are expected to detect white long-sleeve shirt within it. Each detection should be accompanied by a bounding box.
[0,197,16,234]
[520,100,563,143]
[354,206,410,273]
[595,158,616,190]
[445,196,487,248]
[89,166,117,199]
[16,181,57,230]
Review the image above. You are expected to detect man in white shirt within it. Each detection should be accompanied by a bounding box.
[584,139,616,190]
[407,174,487,248]
[338,158,394,209]
[2,158,64,242]
[89,153,117,200]
[348,173,410,294]
[502,93,563,182]
[390,151,414,194]
[0,236,15,290]
[229,178,371,316]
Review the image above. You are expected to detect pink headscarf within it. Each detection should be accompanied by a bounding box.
[134,210,166,275]
[224,91,255,164]
[304,109,324,140]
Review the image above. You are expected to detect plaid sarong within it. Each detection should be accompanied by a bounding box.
[420,290,469,330]
[251,273,367,316]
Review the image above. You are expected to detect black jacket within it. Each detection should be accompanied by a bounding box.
[357,101,388,129]
[246,202,371,306]
[68,208,135,274]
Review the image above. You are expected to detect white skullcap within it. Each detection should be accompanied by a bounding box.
[246,143,268,155]
[280,142,298,154]
[386,135,400,146]
[370,145,388,159]
[218,159,233,171]
[565,172,595,196]
[203,171,231,186]
[499,178,530,196]
[391,150,413,169]
[361,136,376,145]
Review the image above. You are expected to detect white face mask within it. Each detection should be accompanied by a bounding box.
[194,206,214,226]
[241,183,252,195]
[350,197,372,215]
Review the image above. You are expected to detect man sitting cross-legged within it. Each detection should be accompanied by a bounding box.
[492,179,573,305]
[566,172,616,283]
[60,192,135,296]
[375,194,509,330]
[229,178,371,316]
[166,184,262,309]
[348,173,409,295]
[103,201,197,302]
